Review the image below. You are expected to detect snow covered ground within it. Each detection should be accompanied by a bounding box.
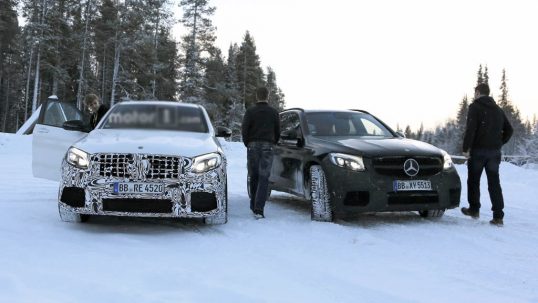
[0,132,537,303]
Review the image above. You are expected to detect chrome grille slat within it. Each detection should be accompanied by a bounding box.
[92,153,181,179]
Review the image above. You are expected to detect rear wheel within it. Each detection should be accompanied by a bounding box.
[58,204,89,223]
[309,165,333,222]
[418,209,445,218]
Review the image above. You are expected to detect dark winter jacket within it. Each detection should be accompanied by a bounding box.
[90,104,109,130]
[242,102,280,147]
[462,96,513,152]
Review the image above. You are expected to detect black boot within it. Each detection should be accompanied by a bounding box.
[489,218,504,226]
[461,207,479,219]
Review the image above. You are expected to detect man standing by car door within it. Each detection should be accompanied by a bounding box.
[242,87,280,219]
[84,94,109,130]
[461,83,513,226]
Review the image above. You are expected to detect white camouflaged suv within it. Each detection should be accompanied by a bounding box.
[32,99,231,224]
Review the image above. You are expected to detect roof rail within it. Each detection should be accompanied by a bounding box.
[281,107,305,113]
[349,109,370,115]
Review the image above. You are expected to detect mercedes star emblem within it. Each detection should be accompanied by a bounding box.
[403,158,419,177]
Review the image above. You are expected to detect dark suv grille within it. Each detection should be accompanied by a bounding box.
[92,154,182,179]
[372,156,443,177]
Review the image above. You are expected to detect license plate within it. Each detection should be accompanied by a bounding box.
[113,182,165,194]
[393,180,432,191]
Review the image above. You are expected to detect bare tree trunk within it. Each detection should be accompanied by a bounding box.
[151,11,160,98]
[101,47,106,103]
[3,76,10,132]
[24,46,34,121]
[76,0,92,109]
[32,0,48,113]
[110,31,120,106]
[31,49,41,113]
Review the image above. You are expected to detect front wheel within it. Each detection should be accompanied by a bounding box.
[309,165,333,222]
[418,209,445,218]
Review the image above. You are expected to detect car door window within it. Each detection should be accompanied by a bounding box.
[42,101,83,127]
[361,118,386,136]
[280,112,301,134]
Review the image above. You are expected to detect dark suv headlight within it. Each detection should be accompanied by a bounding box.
[329,153,365,171]
[441,149,453,170]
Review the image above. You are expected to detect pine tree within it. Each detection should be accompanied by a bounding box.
[483,65,489,86]
[178,0,216,105]
[404,125,413,139]
[236,31,265,109]
[455,95,468,153]
[476,64,484,86]
[0,0,23,132]
[497,69,526,155]
[416,122,424,141]
[266,66,285,111]
[222,44,243,140]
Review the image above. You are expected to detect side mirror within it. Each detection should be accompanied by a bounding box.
[280,129,304,147]
[63,120,90,132]
[216,126,232,138]
[280,129,298,141]
[396,131,406,138]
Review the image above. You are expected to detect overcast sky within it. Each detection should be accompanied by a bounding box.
[175,0,538,130]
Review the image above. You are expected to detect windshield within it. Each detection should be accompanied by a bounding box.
[305,112,394,138]
[101,104,209,133]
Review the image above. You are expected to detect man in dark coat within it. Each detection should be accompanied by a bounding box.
[242,87,280,219]
[84,94,109,130]
[461,83,513,226]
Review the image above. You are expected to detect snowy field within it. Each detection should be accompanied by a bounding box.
[0,132,537,303]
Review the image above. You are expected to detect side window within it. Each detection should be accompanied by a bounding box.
[361,118,385,136]
[42,101,83,127]
[280,112,301,133]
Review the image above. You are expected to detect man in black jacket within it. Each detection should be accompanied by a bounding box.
[461,83,513,226]
[84,94,109,130]
[242,87,280,219]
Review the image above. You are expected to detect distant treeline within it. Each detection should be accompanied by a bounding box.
[397,65,537,159]
[0,0,285,140]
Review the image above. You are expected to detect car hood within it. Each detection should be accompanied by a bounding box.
[73,129,220,157]
[313,137,443,158]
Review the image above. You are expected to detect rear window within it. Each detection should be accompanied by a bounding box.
[101,104,208,133]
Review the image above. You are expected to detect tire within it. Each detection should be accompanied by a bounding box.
[419,209,445,218]
[309,165,333,222]
[58,204,89,223]
[247,174,271,201]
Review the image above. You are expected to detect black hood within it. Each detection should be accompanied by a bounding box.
[310,137,443,158]
[475,96,497,108]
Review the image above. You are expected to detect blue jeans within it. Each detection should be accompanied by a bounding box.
[467,148,505,219]
[247,142,274,212]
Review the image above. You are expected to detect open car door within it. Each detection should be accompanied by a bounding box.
[32,98,89,181]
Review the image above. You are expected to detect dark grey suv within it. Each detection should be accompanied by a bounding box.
[268,109,461,222]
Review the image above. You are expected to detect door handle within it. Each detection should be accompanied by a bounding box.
[36,129,49,134]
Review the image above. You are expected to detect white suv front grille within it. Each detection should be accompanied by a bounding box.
[91,154,183,179]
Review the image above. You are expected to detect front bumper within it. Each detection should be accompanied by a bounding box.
[58,157,227,218]
[321,158,461,216]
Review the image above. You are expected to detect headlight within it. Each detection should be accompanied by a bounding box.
[441,149,453,170]
[66,147,89,169]
[191,153,222,173]
[329,153,365,171]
